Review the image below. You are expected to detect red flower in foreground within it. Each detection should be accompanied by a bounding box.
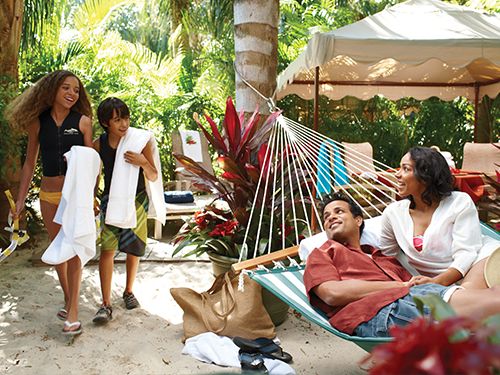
[209,220,238,237]
[364,316,500,375]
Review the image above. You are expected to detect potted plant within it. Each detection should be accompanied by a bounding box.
[172,97,306,325]
[172,97,304,263]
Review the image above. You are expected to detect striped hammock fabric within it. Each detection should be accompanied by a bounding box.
[248,266,391,352]
[248,223,500,353]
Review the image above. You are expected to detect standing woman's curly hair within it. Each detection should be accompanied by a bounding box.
[408,146,454,208]
[4,70,92,130]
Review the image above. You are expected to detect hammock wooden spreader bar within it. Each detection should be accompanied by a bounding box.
[232,245,299,274]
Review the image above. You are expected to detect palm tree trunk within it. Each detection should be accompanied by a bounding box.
[0,0,24,81]
[0,0,23,232]
[234,0,279,115]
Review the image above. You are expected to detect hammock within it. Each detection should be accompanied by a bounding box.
[246,223,500,352]
[233,114,500,352]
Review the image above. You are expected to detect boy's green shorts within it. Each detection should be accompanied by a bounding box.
[100,190,149,257]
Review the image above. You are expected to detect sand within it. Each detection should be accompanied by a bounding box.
[0,232,367,375]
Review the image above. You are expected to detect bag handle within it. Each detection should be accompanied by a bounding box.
[200,272,237,333]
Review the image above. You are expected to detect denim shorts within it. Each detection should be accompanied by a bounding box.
[354,284,451,338]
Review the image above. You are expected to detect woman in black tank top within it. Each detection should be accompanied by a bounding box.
[5,70,93,335]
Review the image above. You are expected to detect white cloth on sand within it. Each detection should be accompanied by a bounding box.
[42,146,100,267]
[179,130,203,162]
[183,332,295,375]
[105,127,166,228]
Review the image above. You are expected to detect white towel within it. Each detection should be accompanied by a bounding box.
[42,146,100,267]
[105,127,166,228]
[179,130,203,162]
[183,332,295,375]
[145,136,166,225]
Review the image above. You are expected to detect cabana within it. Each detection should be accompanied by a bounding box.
[275,0,500,138]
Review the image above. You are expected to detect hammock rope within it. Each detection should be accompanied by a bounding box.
[238,114,398,262]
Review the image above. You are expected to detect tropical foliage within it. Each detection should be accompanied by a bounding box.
[364,294,500,374]
[173,97,305,259]
[1,0,499,230]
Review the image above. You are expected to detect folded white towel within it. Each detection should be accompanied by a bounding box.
[180,130,203,162]
[42,146,100,267]
[183,332,295,375]
[105,127,166,228]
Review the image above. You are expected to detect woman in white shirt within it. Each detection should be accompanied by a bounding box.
[380,147,498,289]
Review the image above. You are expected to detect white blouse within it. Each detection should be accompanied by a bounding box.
[380,191,497,277]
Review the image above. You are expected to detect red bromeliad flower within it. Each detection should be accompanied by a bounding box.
[193,211,210,229]
[209,220,238,237]
[364,316,500,375]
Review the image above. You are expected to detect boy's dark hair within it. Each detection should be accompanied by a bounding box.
[97,97,130,132]
[407,147,454,208]
[319,192,365,237]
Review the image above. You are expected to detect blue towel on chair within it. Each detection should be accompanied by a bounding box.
[164,191,195,204]
[316,141,349,196]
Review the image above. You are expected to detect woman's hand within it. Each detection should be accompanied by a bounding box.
[11,200,25,220]
[408,275,434,286]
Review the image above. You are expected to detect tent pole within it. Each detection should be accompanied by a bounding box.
[313,66,319,131]
[311,66,320,231]
[473,84,479,142]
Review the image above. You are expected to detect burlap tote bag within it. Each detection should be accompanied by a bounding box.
[170,272,276,341]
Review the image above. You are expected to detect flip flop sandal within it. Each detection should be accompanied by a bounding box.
[238,350,268,373]
[62,321,82,336]
[233,337,293,363]
[57,308,68,321]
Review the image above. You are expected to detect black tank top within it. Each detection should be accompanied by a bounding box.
[99,133,145,196]
[38,110,84,176]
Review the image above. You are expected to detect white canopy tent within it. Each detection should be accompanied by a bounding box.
[275,0,500,132]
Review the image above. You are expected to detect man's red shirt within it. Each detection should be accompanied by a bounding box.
[303,240,412,334]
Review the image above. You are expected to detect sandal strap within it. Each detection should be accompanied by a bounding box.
[64,320,81,328]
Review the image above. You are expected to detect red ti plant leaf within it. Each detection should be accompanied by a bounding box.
[237,107,260,159]
[222,97,241,156]
[238,110,245,129]
[258,144,272,177]
[245,164,260,184]
[248,110,282,150]
[174,154,219,183]
[221,171,252,189]
[217,156,245,176]
[193,112,227,154]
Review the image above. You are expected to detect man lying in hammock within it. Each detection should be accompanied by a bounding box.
[303,192,500,337]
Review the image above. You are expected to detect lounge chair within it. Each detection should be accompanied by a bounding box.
[460,142,500,227]
[152,130,216,239]
[461,142,500,176]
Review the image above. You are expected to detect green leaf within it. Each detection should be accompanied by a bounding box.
[172,240,192,256]
[258,238,269,256]
[413,294,456,321]
[483,314,500,345]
